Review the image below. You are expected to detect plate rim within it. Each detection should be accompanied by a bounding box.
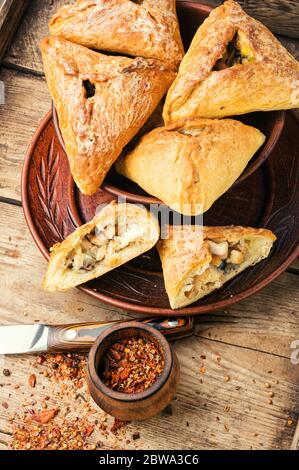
[21,110,299,316]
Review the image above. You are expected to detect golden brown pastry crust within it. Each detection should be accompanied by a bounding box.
[163,0,299,123]
[116,118,265,215]
[43,201,160,291]
[40,37,176,195]
[49,0,184,67]
[157,225,276,309]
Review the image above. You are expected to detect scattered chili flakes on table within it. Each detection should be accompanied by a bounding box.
[100,337,164,393]
[34,353,87,387]
[10,408,98,451]
[11,418,97,450]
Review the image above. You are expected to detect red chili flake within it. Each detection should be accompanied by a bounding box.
[100,337,164,394]
[37,355,46,365]
[84,425,95,437]
[28,409,58,425]
[29,374,37,388]
[119,368,130,380]
[110,419,130,434]
[2,402,9,409]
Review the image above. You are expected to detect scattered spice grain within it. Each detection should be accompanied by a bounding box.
[29,374,36,388]
[110,419,130,434]
[11,415,99,451]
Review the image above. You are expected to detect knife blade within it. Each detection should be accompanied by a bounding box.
[0,316,194,355]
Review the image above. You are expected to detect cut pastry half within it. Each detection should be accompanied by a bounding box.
[43,202,160,292]
[116,118,265,215]
[157,225,276,309]
[40,37,176,195]
[163,0,299,123]
[49,0,184,67]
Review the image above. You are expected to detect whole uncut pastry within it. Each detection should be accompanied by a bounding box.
[163,0,299,123]
[49,0,184,67]
[43,201,160,291]
[116,118,265,215]
[40,37,176,195]
[157,225,276,309]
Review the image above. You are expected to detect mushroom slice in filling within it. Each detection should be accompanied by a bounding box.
[43,202,160,291]
[157,225,276,310]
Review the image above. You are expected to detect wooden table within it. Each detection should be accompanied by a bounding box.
[0,0,299,451]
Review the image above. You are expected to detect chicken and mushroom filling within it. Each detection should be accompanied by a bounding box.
[213,32,254,71]
[65,218,145,273]
[184,238,249,299]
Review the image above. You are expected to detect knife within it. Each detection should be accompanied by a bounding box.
[0,317,194,355]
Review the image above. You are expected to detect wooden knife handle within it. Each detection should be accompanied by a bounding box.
[47,316,194,353]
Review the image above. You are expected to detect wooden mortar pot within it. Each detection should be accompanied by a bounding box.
[87,321,180,421]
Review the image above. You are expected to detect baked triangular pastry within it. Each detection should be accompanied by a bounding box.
[40,37,176,195]
[116,118,265,215]
[163,0,299,123]
[43,201,160,291]
[157,225,276,309]
[49,0,184,67]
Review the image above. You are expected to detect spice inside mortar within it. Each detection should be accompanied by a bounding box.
[99,337,165,393]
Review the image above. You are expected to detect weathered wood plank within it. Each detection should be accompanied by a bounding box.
[0,68,49,201]
[3,0,299,75]
[1,335,298,449]
[289,257,299,275]
[0,0,28,63]
[0,431,10,450]
[199,1,299,39]
[0,176,298,451]
[195,275,299,359]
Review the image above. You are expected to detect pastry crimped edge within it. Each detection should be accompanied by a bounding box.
[40,36,176,196]
[43,202,160,292]
[116,118,265,215]
[157,225,276,309]
[49,0,184,67]
[163,0,299,122]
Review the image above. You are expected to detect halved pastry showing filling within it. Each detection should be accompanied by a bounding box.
[157,225,276,309]
[43,202,160,291]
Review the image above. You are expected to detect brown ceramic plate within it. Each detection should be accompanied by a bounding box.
[21,110,299,315]
[52,1,285,204]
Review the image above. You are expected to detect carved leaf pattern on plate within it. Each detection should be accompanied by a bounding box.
[35,138,69,243]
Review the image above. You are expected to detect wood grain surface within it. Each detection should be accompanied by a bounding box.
[0,203,298,449]
[199,0,299,38]
[0,0,28,63]
[0,0,298,451]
